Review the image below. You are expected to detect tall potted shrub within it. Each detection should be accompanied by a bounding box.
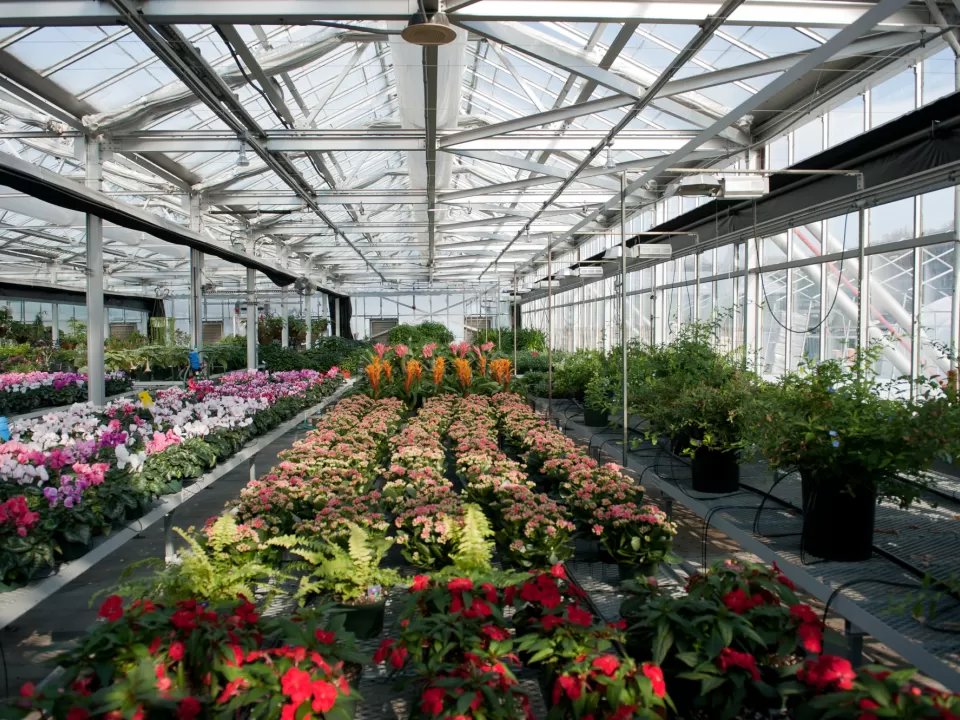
[745,348,958,561]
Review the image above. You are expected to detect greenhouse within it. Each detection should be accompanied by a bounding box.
[0,0,960,717]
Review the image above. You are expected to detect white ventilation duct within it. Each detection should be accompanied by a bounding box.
[389,22,467,251]
[0,190,190,259]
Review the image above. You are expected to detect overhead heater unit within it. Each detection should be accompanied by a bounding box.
[677,173,722,197]
[577,266,604,277]
[604,244,673,260]
[401,10,458,45]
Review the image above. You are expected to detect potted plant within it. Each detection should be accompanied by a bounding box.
[591,503,677,582]
[629,323,755,493]
[275,523,400,640]
[582,368,612,427]
[744,347,959,561]
[546,654,671,720]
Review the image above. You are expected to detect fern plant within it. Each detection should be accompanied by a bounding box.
[98,515,280,606]
[450,504,495,574]
[271,523,400,605]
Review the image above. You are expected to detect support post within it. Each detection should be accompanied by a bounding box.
[189,249,203,352]
[281,292,289,348]
[85,138,105,407]
[246,268,257,370]
[51,303,59,347]
[547,244,553,417]
[856,174,867,366]
[513,273,518,378]
[621,172,629,468]
[953,56,960,393]
[163,511,175,563]
[334,296,341,341]
[305,288,313,349]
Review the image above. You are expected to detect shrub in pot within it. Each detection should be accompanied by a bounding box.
[744,347,959,561]
[582,368,613,427]
[629,323,756,493]
[276,523,400,640]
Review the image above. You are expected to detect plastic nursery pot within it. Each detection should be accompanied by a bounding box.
[671,428,694,456]
[331,599,386,640]
[801,470,876,562]
[617,561,659,584]
[583,407,609,428]
[690,447,740,493]
[54,534,90,562]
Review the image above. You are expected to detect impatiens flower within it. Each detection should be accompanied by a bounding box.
[555,674,583,702]
[97,595,124,622]
[19,682,35,698]
[280,667,313,705]
[389,646,409,669]
[421,686,447,715]
[168,641,185,661]
[66,709,90,720]
[310,680,339,713]
[717,648,761,681]
[175,697,202,720]
[373,638,395,664]
[550,563,566,579]
[314,629,336,645]
[447,577,474,592]
[541,614,564,631]
[721,588,755,615]
[412,575,431,591]
[481,624,511,641]
[797,654,855,691]
[642,663,667,698]
[566,605,593,627]
[591,655,619,676]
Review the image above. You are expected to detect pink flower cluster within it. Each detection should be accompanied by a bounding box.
[0,495,39,537]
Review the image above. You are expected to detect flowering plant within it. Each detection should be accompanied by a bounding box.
[548,654,671,720]
[16,596,364,720]
[393,491,465,569]
[415,656,533,720]
[0,495,52,585]
[591,503,677,568]
[494,486,575,569]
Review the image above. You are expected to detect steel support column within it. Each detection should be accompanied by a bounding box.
[305,288,313,349]
[856,174,867,364]
[334,297,341,341]
[281,292,289,348]
[620,172,629,468]
[51,302,59,346]
[188,193,203,352]
[85,138,105,407]
[246,268,257,370]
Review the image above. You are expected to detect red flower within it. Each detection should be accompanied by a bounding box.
[421,686,447,715]
[97,595,124,622]
[281,667,314,705]
[566,605,593,627]
[412,575,431,592]
[311,679,339,713]
[70,677,92,697]
[389,646,409,669]
[777,574,796,590]
[464,598,492,619]
[608,619,627,630]
[591,654,619,676]
[480,582,498,603]
[373,639,394,664]
[176,697,202,720]
[156,676,173,692]
[448,578,474,592]
[551,563,567,579]
[721,588,754,615]
[557,675,583,701]
[859,698,880,720]
[481,624,511,641]
[19,682,35,698]
[504,585,516,605]
[797,654,855,691]
[717,648,760,681]
[520,582,541,603]
[170,609,198,631]
[789,604,819,625]
[314,629,336,645]
[168,641,185,661]
[147,636,162,656]
[541,614,564,631]
[66,709,90,720]
[798,621,823,653]
[642,663,666,698]
[216,678,246,705]
[233,599,258,625]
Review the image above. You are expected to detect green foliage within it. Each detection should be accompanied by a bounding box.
[449,503,495,574]
[388,321,455,349]
[553,350,604,401]
[100,516,279,605]
[512,349,549,374]
[271,523,400,604]
[258,336,370,374]
[476,327,546,351]
[743,344,960,505]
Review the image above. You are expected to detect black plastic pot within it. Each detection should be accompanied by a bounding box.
[583,407,608,427]
[690,447,740,493]
[55,535,90,562]
[671,428,693,456]
[332,600,385,640]
[801,470,876,562]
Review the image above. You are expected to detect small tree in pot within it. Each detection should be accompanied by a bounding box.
[744,347,959,561]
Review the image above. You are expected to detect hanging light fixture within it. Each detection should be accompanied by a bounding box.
[237,141,250,168]
[605,146,616,170]
[401,6,457,45]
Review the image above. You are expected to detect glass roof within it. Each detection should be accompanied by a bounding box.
[0,0,947,295]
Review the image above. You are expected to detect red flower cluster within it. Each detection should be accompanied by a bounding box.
[797,654,856,691]
[721,587,777,615]
[789,603,824,653]
[280,667,340,717]
[716,647,761,681]
[0,496,40,537]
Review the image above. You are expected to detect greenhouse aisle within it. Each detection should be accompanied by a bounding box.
[0,428,312,693]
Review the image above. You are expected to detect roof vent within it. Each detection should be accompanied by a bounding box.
[401,11,458,45]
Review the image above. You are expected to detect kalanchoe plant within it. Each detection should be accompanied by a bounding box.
[591,503,678,572]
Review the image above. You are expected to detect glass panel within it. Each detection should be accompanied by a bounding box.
[868,250,913,380]
[793,117,823,162]
[823,255,858,362]
[923,48,955,105]
[790,267,821,368]
[664,286,680,341]
[768,137,789,170]
[716,244,734,274]
[918,242,955,379]
[791,225,820,260]
[920,186,955,236]
[715,278,737,351]
[868,197,915,246]
[680,281,696,325]
[759,270,787,377]
[699,249,715,278]
[762,234,787,265]
[871,69,916,128]
[699,280,714,321]
[828,96,864,147]
[826,212,858,252]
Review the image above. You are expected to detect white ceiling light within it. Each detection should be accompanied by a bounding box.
[577,266,604,277]
[236,142,250,168]
[605,147,616,170]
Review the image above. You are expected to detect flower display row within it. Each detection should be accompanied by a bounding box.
[0,370,133,415]
[0,368,342,587]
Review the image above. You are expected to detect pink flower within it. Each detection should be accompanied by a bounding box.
[395,344,410,358]
[373,343,388,358]
[422,343,437,358]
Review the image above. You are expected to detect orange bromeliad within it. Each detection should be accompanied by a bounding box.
[365,357,383,399]
[405,360,423,393]
[453,358,472,396]
[489,358,511,389]
[433,357,446,386]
